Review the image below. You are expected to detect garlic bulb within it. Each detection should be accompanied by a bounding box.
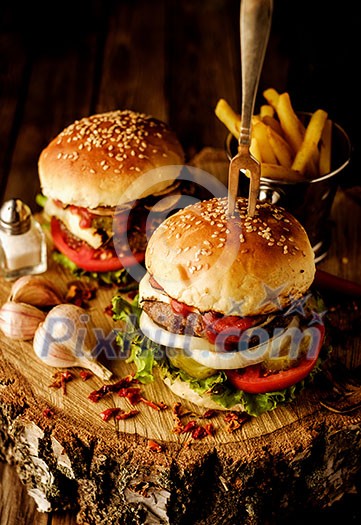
[33,304,113,380]
[9,275,63,307]
[0,301,46,340]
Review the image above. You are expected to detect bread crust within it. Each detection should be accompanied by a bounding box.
[38,110,185,209]
[145,197,315,316]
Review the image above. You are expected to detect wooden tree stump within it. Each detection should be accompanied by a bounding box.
[1,151,361,524]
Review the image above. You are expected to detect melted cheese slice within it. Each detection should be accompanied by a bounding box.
[45,199,112,249]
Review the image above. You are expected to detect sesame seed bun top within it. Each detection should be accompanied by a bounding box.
[143,197,315,316]
[38,109,185,209]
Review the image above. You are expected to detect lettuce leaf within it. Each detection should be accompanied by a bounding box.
[111,294,327,417]
[159,358,300,417]
[36,193,137,289]
[53,251,137,288]
[112,294,159,383]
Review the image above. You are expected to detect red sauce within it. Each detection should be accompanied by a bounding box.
[170,298,195,316]
[69,204,95,228]
[205,315,256,346]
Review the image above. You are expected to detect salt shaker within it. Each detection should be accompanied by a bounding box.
[0,198,47,280]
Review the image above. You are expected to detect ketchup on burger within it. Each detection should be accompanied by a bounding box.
[134,196,326,416]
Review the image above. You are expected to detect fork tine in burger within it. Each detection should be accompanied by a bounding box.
[136,197,326,415]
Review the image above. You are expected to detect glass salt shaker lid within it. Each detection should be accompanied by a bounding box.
[0,198,32,235]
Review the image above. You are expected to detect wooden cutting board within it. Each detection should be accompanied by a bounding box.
[1,149,360,525]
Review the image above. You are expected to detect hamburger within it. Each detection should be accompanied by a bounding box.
[38,109,189,283]
[128,196,326,416]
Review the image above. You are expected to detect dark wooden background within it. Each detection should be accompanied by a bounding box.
[1,0,360,523]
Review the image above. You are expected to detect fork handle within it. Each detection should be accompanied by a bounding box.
[239,0,273,146]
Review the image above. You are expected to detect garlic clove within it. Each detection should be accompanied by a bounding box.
[33,304,113,380]
[0,301,46,340]
[9,275,63,308]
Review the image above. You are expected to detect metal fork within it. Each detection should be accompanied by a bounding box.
[227,0,273,217]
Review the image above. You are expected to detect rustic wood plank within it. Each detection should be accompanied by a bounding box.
[0,31,28,203]
[318,188,361,368]
[1,1,360,523]
[0,461,48,525]
[1,1,106,210]
[97,0,168,122]
[0,154,360,523]
[50,512,78,525]
[165,0,241,156]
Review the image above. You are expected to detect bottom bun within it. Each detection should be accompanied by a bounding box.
[163,376,245,412]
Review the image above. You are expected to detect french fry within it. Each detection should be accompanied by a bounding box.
[215,88,331,182]
[292,109,328,176]
[215,98,241,139]
[306,149,320,178]
[261,163,305,182]
[263,88,280,110]
[250,136,262,163]
[319,118,332,175]
[277,92,305,154]
[266,126,293,168]
[240,138,262,178]
[252,121,278,164]
[262,115,284,138]
[260,104,274,119]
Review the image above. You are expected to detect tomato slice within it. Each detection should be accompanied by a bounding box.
[50,217,144,272]
[205,315,256,344]
[225,323,325,394]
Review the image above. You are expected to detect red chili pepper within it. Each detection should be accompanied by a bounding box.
[314,269,361,297]
[223,411,250,433]
[204,423,215,436]
[202,409,217,419]
[117,387,142,404]
[88,385,109,402]
[181,420,198,433]
[192,425,208,440]
[79,370,93,381]
[115,409,139,420]
[88,375,139,402]
[48,370,73,395]
[99,407,121,422]
[43,408,54,419]
[140,397,168,410]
